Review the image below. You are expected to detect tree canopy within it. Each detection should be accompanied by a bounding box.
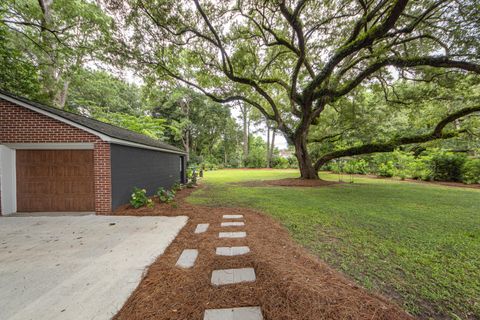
[1,0,479,179]
[110,0,480,178]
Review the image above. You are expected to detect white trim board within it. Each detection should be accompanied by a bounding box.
[0,146,16,215]
[5,143,94,150]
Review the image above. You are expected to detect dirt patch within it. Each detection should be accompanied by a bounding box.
[404,178,480,189]
[112,185,413,320]
[267,178,342,187]
[237,178,343,188]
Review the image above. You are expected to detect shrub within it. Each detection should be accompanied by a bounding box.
[462,158,480,184]
[377,161,395,177]
[406,159,432,181]
[172,182,183,192]
[244,153,267,168]
[130,187,153,208]
[429,152,466,182]
[287,156,299,168]
[345,158,369,174]
[271,156,289,169]
[156,187,175,203]
[202,162,218,171]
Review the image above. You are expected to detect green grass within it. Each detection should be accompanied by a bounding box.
[189,169,480,319]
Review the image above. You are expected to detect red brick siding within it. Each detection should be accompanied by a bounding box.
[0,98,112,214]
[93,141,112,214]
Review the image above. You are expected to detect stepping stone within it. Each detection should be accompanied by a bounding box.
[195,223,210,234]
[204,306,263,320]
[216,246,250,256]
[219,232,246,238]
[223,214,244,219]
[211,267,256,286]
[221,221,245,227]
[175,249,198,268]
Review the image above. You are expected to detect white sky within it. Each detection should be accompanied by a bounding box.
[230,105,289,150]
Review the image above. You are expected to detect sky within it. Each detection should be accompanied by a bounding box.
[230,105,289,150]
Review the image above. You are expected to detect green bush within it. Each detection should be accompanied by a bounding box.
[429,152,466,182]
[377,161,395,177]
[172,182,183,192]
[244,152,267,168]
[287,156,298,168]
[130,187,153,208]
[462,158,480,184]
[271,157,289,169]
[156,187,175,203]
[408,159,433,181]
[344,158,369,174]
[202,162,218,171]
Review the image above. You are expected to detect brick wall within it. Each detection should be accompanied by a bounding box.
[0,98,112,214]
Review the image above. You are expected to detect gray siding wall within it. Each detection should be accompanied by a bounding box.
[110,144,184,209]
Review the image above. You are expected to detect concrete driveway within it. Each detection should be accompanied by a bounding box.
[0,215,187,320]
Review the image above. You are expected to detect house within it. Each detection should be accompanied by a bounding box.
[0,89,187,215]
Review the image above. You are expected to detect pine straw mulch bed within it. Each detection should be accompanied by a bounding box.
[112,186,413,320]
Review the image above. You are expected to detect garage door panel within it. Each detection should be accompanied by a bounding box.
[16,150,95,212]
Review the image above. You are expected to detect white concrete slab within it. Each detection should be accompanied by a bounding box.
[211,267,256,286]
[222,214,243,219]
[194,223,210,234]
[176,249,198,268]
[216,246,250,256]
[221,221,245,227]
[0,215,187,320]
[204,306,263,320]
[219,232,246,238]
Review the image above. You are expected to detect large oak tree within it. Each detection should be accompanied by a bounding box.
[112,0,480,179]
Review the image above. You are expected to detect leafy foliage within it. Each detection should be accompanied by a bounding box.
[462,159,480,184]
[130,187,153,208]
[155,187,175,203]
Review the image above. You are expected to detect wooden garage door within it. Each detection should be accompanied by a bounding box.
[16,150,95,212]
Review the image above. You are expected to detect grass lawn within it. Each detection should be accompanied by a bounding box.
[189,169,480,319]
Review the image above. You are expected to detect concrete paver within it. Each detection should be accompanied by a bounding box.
[195,223,210,234]
[204,306,263,320]
[221,222,245,227]
[216,246,250,256]
[222,214,244,219]
[176,249,199,268]
[219,231,246,238]
[211,267,256,286]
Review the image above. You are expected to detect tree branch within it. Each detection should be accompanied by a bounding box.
[314,105,480,170]
[304,0,409,99]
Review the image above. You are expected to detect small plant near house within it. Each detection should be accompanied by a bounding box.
[186,181,196,188]
[172,182,183,192]
[130,187,153,208]
[156,187,176,203]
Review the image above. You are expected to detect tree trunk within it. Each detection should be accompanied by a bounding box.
[266,124,270,168]
[182,131,190,162]
[293,133,319,179]
[57,80,70,109]
[242,107,249,164]
[38,0,58,105]
[269,128,276,164]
